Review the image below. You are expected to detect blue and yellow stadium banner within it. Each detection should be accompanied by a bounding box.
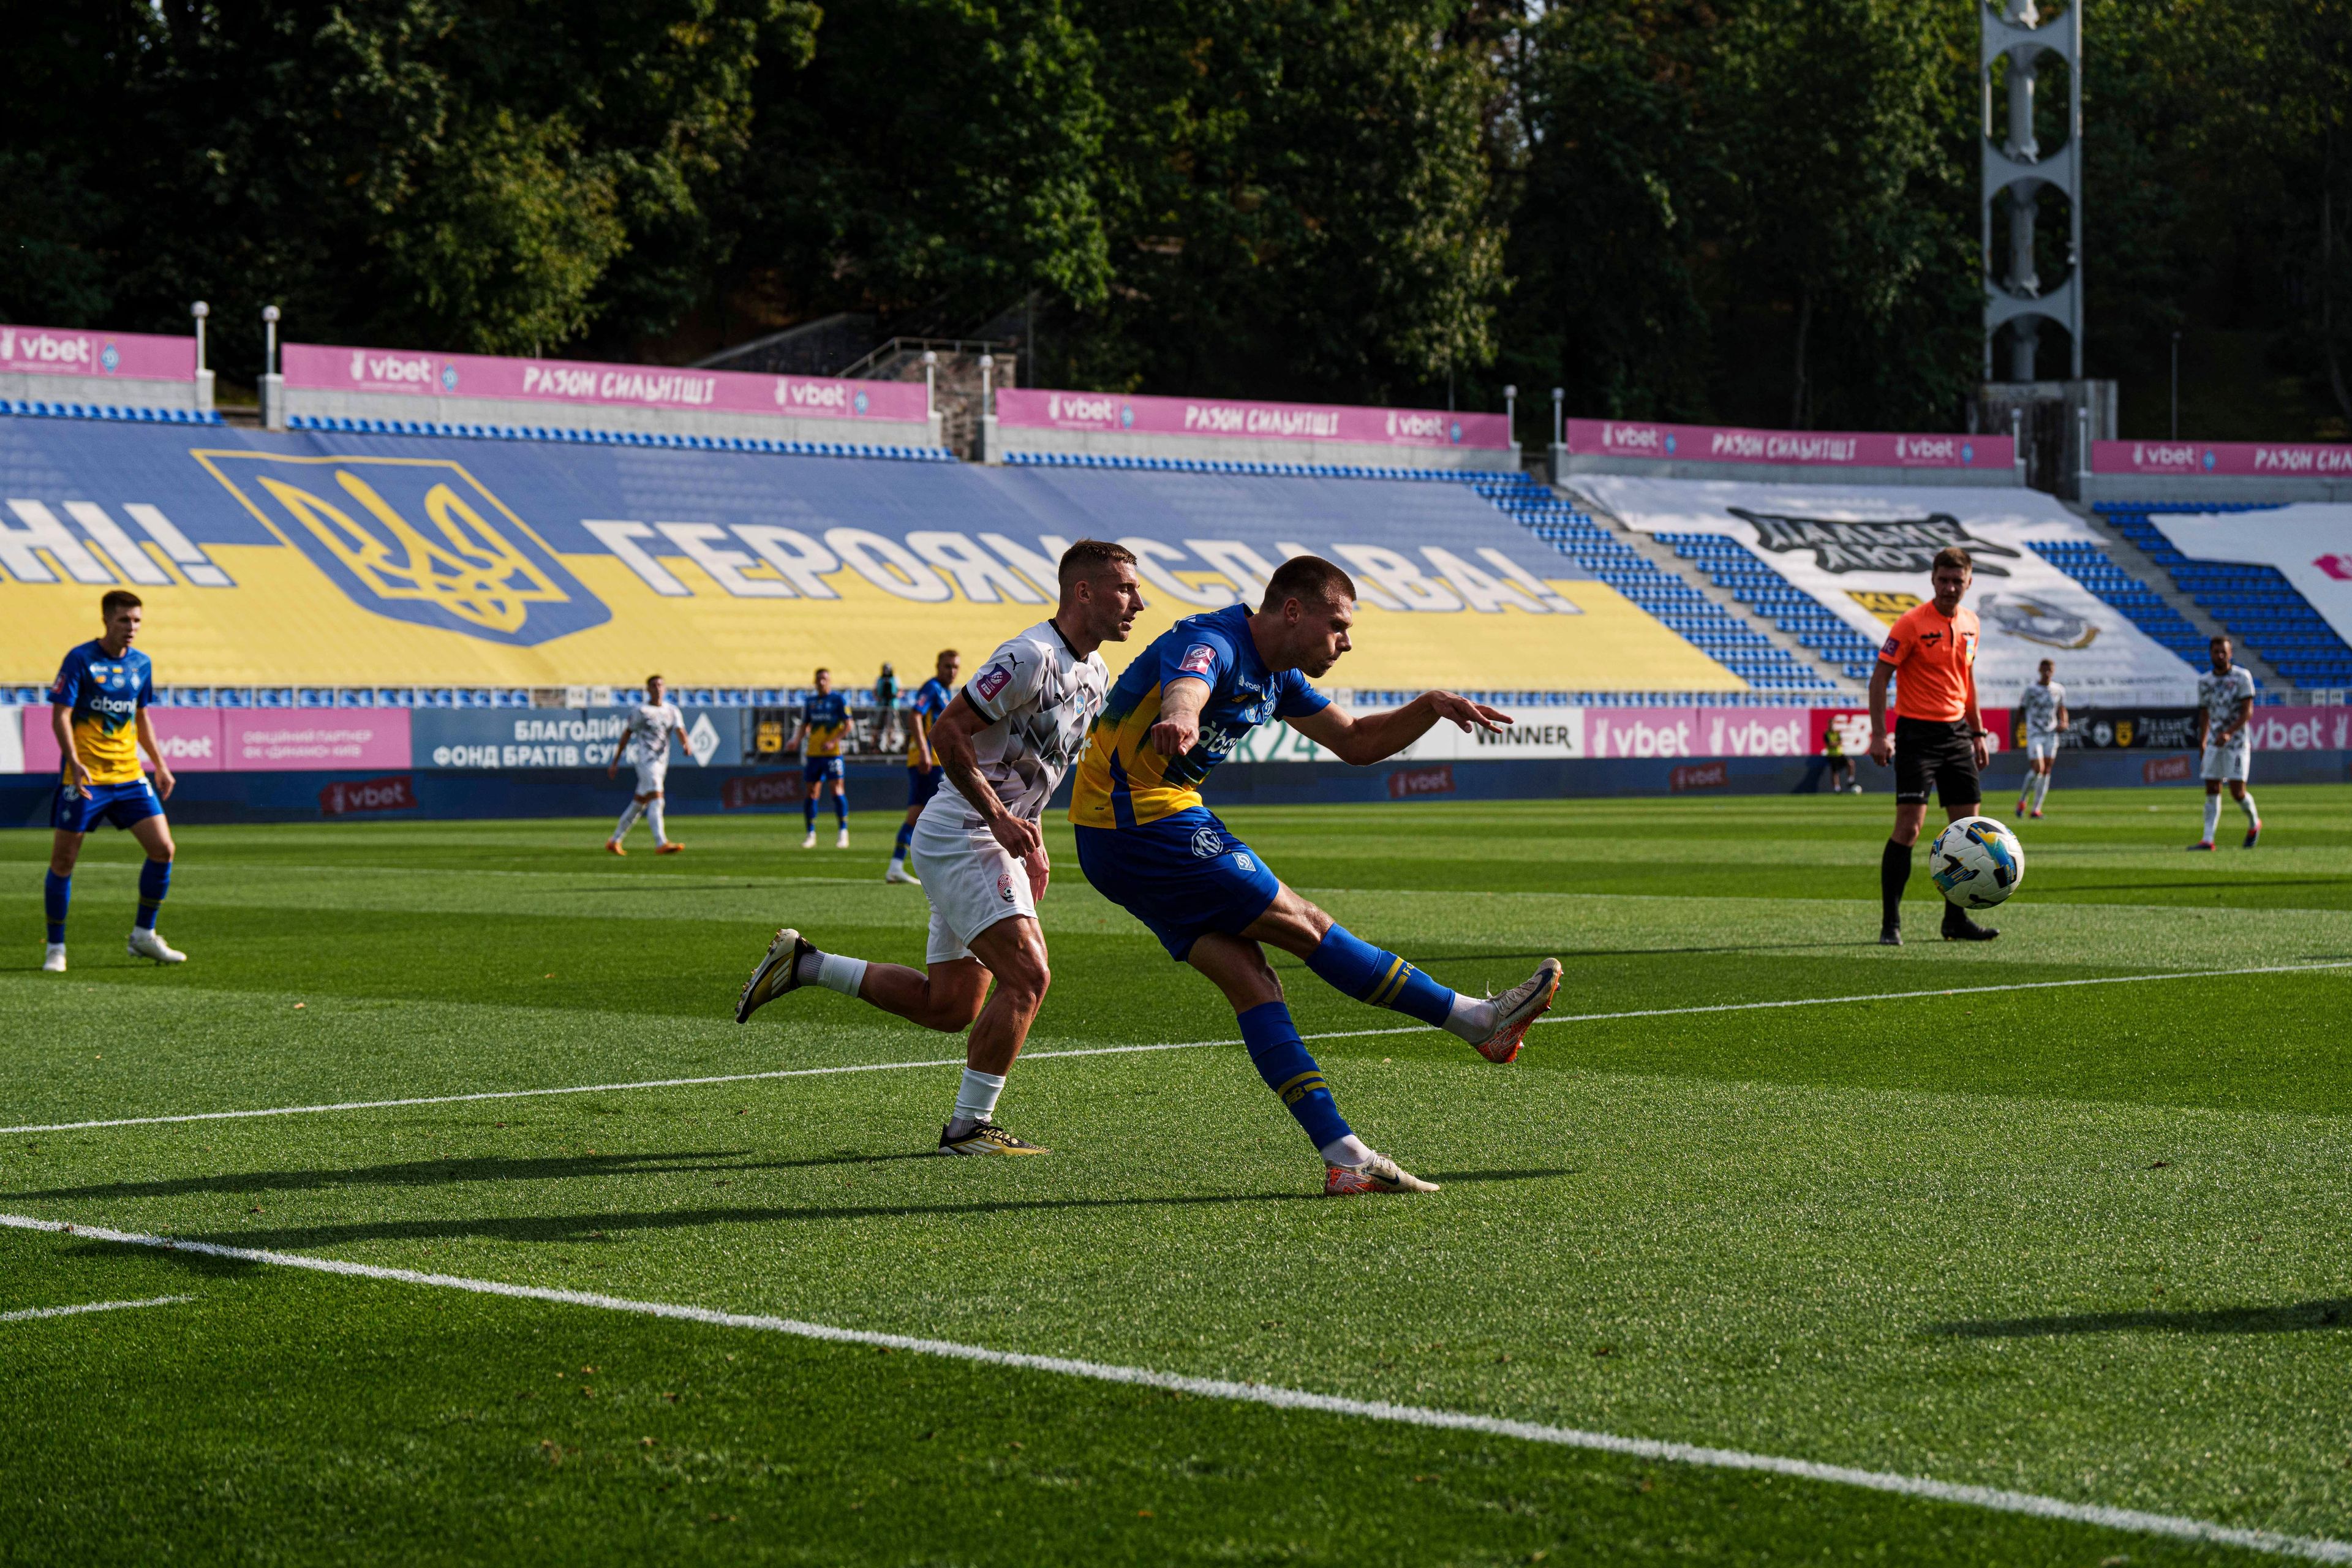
[0,420,1743,692]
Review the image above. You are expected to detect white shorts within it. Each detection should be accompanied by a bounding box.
[2201,739,2250,783]
[2025,733,2058,763]
[633,757,669,795]
[909,810,1036,965]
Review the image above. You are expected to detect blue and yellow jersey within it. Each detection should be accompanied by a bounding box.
[1070,604,1328,829]
[905,676,952,766]
[50,641,153,786]
[802,691,851,758]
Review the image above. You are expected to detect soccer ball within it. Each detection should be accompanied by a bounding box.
[1928,815,2025,909]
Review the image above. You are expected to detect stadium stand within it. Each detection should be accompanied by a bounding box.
[2101,505,2352,691]
[1653,533,1881,684]
[2023,538,2209,665]
[1463,474,1837,693]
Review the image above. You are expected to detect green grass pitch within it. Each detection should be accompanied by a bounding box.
[2,786,2348,1564]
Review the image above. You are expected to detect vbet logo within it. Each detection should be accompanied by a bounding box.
[194,451,611,646]
[1046,391,1123,427]
[1382,409,1455,445]
[0,326,98,370]
[347,348,439,386]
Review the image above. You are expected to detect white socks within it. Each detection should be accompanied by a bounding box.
[646,798,667,843]
[2238,790,2259,826]
[1441,992,1496,1043]
[2203,796,2222,842]
[949,1068,1006,1133]
[611,799,642,841]
[1318,1133,1376,1168]
[794,948,869,998]
[2033,774,2052,809]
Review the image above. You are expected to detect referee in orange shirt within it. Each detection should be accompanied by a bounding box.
[1866,545,2000,945]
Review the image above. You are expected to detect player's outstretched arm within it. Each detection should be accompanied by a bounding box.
[1148,677,1212,757]
[932,692,1044,870]
[1286,693,1509,768]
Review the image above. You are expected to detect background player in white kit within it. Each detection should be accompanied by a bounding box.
[2014,658,2068,819]
[605,675,690,855]
[2190,635,2260,850]
[734,541,1148,1155]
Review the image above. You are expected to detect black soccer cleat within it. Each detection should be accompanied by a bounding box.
[1940,907,2000,942]
[1878,922,1903,947]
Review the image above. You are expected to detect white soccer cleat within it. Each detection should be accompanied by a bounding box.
[42,943,66,973]
[1471,957,1564,1064]
[836,828,850,850]
[884,862,921,886]
[801,830,817,850]
[1324,1153,1439,1196]
[127,927,186,965]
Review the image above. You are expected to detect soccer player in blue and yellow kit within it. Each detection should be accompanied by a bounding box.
[43,590,184,971]
[886,648,959,885]
[1071,555,1562,1196]
[790,667,852,849]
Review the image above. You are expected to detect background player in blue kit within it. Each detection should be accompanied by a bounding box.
[790,667,852,849]
[1069,555,1562,1196]
[886,648,960,885]
[43,590,185,971]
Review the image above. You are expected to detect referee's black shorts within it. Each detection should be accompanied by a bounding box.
[1892,717,1981,808]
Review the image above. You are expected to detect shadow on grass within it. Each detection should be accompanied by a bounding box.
[55,1169,1577,1259]
[4,1148,940,1204]
[1928,1298,2352,1337]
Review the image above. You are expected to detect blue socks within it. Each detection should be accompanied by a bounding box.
[804,797,818,831]
[137,859,170,930]
[892,821,914,863]
[1305,923,1454,1027]
[43,870,69,944]
[1237,1001,1351,1150]
[834,792,848,827]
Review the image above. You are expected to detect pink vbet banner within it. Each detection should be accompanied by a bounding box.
[22,709,225,775]
[2093,439,2352,478]
[0,323,197,383]
[1566,418,2013,471]
[281,342,930,423]
[997,387,1513,451]
[221,710,410,771]
[1585,707,1864,760]
[2244,707,2352,752]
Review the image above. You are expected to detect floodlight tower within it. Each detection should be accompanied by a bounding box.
[1981,0,2082,380]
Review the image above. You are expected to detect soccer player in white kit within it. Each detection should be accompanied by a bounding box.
[2014,658,2068,819]
[2190,635,2260,851]
[734,541,1148,1155]
[606,675,690,855]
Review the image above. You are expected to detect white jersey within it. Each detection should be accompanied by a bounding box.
[2197,666,2256,741]
[924,621,1109,826]
[2019,680,2065,737]
[622,701,685,765]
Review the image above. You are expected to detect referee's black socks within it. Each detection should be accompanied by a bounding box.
[1879,838,1911,929]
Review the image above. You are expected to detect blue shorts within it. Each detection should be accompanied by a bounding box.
[802,757,845,786]
[53,778,162,835]
[907,764,945,807]
[1074,807,1283,961]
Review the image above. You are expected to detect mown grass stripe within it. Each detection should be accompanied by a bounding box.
[8,958,2347,1139]
[2,1213,2342,1564]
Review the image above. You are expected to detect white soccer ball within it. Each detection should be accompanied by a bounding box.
[1928,815,2026,909]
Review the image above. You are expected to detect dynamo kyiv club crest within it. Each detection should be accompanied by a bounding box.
[195,453,609,646]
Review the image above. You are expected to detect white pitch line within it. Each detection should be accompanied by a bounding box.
[8,958,2348,1139]
[1,1213,2343,1564]
[0,1294,193,1324]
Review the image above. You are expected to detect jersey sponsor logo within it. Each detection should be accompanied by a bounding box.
[1726,507,2023,576]
[1177,643,1218,678]
[193,451,608,646]
[1879,635,1901,658]
[1231,852,1255,873]
[1189,824,1222,859]
[975,662,1014,700]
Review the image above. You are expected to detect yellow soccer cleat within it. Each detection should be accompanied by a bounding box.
[736,927,814,1023]
[1324,1153,1439,1196]
[937,1121,1050,1156]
